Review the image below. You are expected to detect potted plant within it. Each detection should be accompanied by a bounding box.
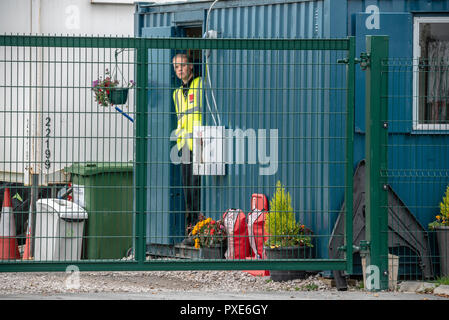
[429,185,449,277]
[191,217,227,259]
[92,68,135,107]
[264,181,313,281]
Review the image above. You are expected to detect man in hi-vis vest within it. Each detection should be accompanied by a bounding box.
[172,53,203,234]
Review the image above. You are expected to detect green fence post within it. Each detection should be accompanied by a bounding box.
[345,36,356,275]
[365,35,389,291]
[135,39,148,263]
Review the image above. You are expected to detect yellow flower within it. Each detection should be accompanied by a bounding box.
[194,238,200,249]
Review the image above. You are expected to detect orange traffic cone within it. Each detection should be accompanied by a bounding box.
[22,223,32,260]
[0,188,21,260]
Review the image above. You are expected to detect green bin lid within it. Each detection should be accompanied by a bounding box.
[65,162,133,176]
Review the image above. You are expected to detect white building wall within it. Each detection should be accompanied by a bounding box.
[0,0,182,185]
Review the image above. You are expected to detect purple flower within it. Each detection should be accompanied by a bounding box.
[92,80,99,87]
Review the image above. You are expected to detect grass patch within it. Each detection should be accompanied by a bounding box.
[301,283,319,291]
[356,281,364,290]
[433,276,449,286]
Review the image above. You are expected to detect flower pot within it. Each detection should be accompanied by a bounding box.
[108,88,129,105]
[264,246,312,282]
[435,226,449,277]
[200,244,226,259]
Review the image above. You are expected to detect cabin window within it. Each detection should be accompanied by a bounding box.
[413,17,449,130]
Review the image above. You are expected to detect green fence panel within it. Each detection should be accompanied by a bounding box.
[0,35,355,275]
[380,47,449,283]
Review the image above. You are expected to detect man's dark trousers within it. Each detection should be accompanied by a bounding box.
[181,145,201,232]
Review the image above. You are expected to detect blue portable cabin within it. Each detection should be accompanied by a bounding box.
[348,0,449,277]
[135,0,449,276]
[136,0,350,259]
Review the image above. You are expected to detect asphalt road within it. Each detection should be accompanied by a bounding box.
[0,289,446,300]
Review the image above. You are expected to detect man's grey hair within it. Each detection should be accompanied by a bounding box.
[172,53,192,64]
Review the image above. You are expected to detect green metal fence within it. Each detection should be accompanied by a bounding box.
[365,35,449,290]
[0,36,138,271]
[0,35,357,278]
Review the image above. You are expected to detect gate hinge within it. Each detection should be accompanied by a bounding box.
[338,245,361,252]
[359,240,371,257]
[355,52,370,70]
[337,58,349,64]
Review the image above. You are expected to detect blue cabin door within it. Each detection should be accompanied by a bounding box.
[142,26,186,246]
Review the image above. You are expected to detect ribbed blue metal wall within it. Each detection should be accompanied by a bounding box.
[136,0,449,269]
[348,0,449,228]
[347,0,449,34]
[136,0,348,260]
[207,1,324,38]
[203,1,346,261]
[349,0,449,277]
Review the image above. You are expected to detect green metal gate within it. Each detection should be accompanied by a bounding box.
[365,35,449,290]
[0,35,356,276]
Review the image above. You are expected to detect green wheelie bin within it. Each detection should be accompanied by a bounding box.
[65,162,133,260]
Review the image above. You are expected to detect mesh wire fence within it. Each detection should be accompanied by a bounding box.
[144,41,353,273]
[383,57,449,281]
[0,36,354,274]
[0,38,136,263]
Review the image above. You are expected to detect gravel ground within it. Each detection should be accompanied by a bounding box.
[0,270,342,295]
[2,270,449,301]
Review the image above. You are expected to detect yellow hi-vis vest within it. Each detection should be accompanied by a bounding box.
[173,76,203,151]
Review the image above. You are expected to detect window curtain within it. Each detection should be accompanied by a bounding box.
[427,40,449,122]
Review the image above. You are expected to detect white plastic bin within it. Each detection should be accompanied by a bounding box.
[34,199,88,261]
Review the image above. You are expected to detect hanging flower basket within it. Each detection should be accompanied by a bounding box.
[108,87,129,105]
[92,69,135,107]
[92,49,135,107]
